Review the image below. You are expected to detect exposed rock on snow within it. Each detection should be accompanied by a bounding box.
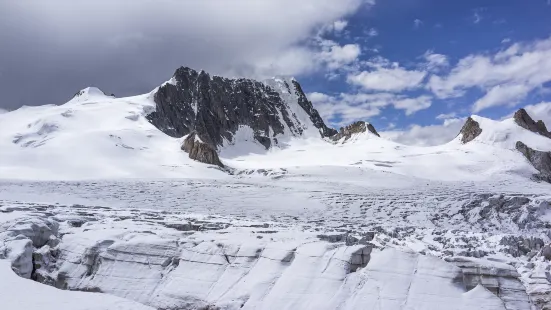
[459,117,483,143]
[182,132,224,167]
[147,67,335,154]
[514,108,551,139]
[330,121,380,143]
[516,141,551,182]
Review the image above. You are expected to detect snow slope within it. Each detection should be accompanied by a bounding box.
[0,259,154,310]
[0,88,226,180]
[0,84,549,184]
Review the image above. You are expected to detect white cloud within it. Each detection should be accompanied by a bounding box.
[414,19,423,29]
[428,36,551,112]
[348,64,427,92]
[423,51,449,72]
[365,28,379,37]
[320,43,362,69]
[381,118,466,146]
[0,0,372,84]
[436,112,457,120]
[310,92,383,127]
[473,12,482,24]
[309,92,432,127]
[501,38,511,44]
[472,83,530,112]
[333,20,349,33]
[392,96,432,116]
[0,108,7,114]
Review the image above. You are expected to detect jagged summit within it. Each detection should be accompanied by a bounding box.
[457,109,551,182]
[330,121,380,143]
[147,66,336,165]
[514,108,551,139]
[458,117,483,144]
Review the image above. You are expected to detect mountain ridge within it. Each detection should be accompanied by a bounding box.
[1,65,550,183]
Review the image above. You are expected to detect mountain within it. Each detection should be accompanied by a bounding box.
[0,66,550,184]
[458,110,551,182]
[147,67,336,166]
[2,67,551,310]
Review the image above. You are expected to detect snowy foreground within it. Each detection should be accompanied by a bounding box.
[1,87,551,309]
[1,176,551,310]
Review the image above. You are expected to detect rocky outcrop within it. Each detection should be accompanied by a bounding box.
[459,117,482,144]
[330,121,379,143]
[181,132,223,167]
[516,141,551,182]
[147,67,336,157]
[514,108,551,139]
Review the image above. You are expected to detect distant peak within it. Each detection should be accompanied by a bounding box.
[68,87,112,103]
[513,108,551,139]
[73,87,106,98]
[330,121,380,143]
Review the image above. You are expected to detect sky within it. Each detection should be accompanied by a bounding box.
[1,0,551,146]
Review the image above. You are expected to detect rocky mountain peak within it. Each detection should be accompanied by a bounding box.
[147,66,336,166]
[514,108,551,139]
[458,117,482,144]
[330,121,380,143]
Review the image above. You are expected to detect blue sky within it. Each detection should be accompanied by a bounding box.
[1,0,551,145]
[298,0,551,144]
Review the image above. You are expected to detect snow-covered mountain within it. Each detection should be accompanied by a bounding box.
[1,67,550,183]
[2,67,551,310]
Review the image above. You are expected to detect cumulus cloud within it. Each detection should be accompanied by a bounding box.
[333,20,349,33]
[0,108,8,114]
[320,43,362,70]
[428,36,551,112]
[309,92,432,127]
[0,0,372,109]
[381,118,465,146]
[472,83,531,112]
[347,59,427,92]
[392,96,432,116]
[414,19,423,29]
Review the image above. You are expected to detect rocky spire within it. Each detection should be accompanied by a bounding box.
[514,109,551,139]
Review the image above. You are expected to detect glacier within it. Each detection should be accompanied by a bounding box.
[0,70,551,309]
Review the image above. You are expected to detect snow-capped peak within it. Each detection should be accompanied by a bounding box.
[69,87,112,104]
[455,113,551,151]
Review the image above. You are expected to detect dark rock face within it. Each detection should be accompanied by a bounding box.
[147,67,335,161]
[330,121,380,143]
[290,80,337,138]
[516,141,551,182]
[182,133,223,167]
[514,109,551,139]
[459,117,482,144]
